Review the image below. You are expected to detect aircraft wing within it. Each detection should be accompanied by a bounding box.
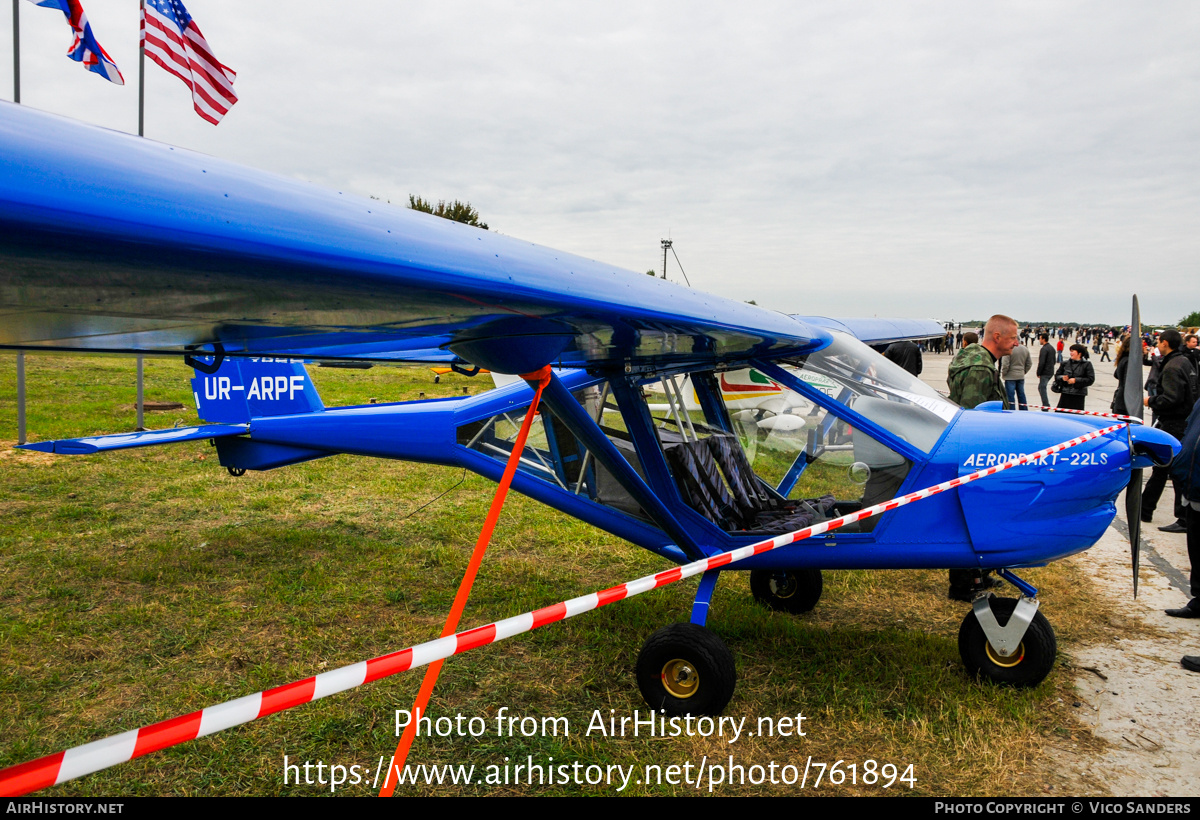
[0,103,827,374]
[795,316,945,346]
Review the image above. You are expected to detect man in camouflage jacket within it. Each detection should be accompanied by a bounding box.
[948,315,1017,410]
[945,315,1018,600]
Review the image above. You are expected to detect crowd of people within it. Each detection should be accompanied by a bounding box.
[931,316,1195,672]
[885,318,1200,672]
[909,322,1198,420]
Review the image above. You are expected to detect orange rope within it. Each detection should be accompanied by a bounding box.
[380,366,553,796]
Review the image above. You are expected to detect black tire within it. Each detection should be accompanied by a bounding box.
[226,466,246,477]
[958,597,1057,688]
[749,569,823,614]
[636,623,736,716]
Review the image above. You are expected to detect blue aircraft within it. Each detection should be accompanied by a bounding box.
[0,102,1179,717]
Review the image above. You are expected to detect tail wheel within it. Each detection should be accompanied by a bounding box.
[958,597,1057,687]
[749,569,823,614]
[635,623,736,716]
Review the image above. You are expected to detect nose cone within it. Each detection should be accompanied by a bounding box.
[1127,423,1180,468]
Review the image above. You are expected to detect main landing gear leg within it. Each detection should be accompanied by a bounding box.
[958,570,1057,688]
[636,570,736,716]
[689,570,721,626]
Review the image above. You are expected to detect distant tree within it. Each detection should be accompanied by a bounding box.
[1178,310,1200,328]
[408,195,488,230]
[746,299,758,305]
[646,270,657,276]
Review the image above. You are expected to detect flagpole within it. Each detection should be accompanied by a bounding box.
[13,0,22,445]
[137,0,145,136]
[135,0,145,425]
[11,0,19,103]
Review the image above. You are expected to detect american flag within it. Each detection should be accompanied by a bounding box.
[25,0,124,85]
[141,0,237,125]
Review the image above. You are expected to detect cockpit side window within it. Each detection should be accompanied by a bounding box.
[456,380,654,522]
[635,370,838,535]
[720,363,917,533]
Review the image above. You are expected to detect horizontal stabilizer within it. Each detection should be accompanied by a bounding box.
[17,424,248,455]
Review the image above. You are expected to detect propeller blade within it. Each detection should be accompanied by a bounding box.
[1126,466,1143,597]
[1123,295,1145,596]
[1124,295,1144,423]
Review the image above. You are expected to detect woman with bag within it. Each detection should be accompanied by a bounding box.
[1054,344,1095,411]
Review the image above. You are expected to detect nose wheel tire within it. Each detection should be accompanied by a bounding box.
[636,623,736,716]
[749,569,823,614]
[958,597,1057,688]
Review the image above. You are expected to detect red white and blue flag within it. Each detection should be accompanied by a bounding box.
[141,0,237,125]
[25,0,124,85]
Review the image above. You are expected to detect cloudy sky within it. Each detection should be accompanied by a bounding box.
[2,1,1196,325]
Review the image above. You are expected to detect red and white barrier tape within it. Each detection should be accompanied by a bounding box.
[0,422,1127,796]
[382,366,552,796]
[1024,405,1144,424]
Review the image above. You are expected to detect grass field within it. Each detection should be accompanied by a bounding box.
[0,354,1135,796]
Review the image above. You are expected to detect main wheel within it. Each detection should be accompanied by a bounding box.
[958,597,1056,688]
[750,569,823,614]
[635,623,736,716]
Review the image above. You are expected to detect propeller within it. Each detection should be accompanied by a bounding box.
[1124,295,1145,596]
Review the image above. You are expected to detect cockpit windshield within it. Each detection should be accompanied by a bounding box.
[715,331,957,530]
[782,330,957,453]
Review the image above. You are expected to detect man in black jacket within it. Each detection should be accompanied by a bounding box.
[1144,330,1200,538]
[1166,396,1200,627]
[884,339,923,376]
[1036,333,1056,410]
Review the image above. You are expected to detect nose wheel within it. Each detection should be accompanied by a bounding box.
[636,623,736,716]
[958,597,1056,687]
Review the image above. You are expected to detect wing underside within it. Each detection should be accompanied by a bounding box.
[795,316,945,346]
[1,103,827,374]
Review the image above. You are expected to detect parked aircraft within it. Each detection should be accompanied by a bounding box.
[0,103,1179,791]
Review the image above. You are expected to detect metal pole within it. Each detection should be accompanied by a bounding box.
[137,0,145,136]
[136,356,145,430]
[12,0,19,103]
[668,376,696,439]
[661,238,671,279]
[16,351,26,445]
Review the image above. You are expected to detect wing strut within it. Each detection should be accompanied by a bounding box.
[379,365,553,796]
